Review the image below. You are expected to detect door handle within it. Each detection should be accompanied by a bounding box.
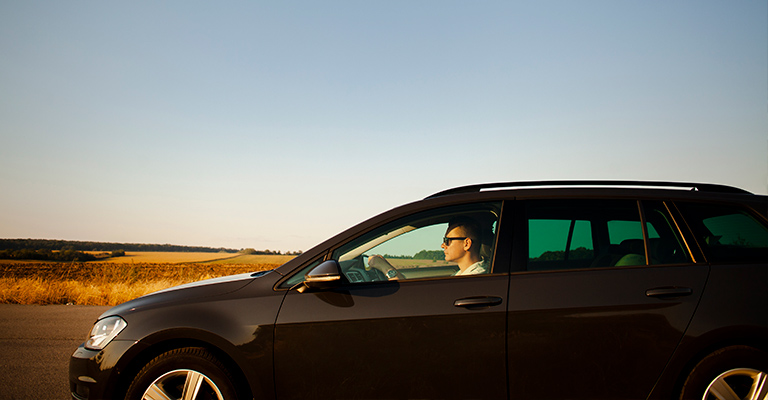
[646,287,693,298]
[454,296,503,309]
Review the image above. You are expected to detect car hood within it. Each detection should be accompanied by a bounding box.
[99,270,274,319]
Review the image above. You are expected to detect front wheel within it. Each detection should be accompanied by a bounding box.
[125,347,239,400]
[679,346,768,400]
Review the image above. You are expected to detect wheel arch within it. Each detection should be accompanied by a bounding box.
[670,330,768,397]
[114,329,255,400]
[647,324,768,398]
[674,344,768,399]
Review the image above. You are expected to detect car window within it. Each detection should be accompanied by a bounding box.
[279,258,323,289]
[331,202,502,282]
[528,218,595,266]
[642,201,692,264]
[526,199,690,271]
[677,202,768,263]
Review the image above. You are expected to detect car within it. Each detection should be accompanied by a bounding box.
[70,180,768,400]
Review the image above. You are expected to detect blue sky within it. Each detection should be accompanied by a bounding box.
[1,1,766,251]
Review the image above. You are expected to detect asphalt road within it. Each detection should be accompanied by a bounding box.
[0,304,111,400]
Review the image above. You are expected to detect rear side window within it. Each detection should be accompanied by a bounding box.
[526,199,691,271]
[677,202,768,264]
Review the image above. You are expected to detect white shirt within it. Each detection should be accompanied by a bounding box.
[454,260,489,276]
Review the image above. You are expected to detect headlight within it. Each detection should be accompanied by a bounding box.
[85,316,127,350]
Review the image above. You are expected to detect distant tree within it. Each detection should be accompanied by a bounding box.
[0,247,95,261]
[530,247,594,262]
[413,250,445,261]
[382,254,412,259]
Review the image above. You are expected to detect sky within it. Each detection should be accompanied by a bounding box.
[1,1,766,252]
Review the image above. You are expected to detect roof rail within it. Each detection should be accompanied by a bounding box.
[426,180,752,199]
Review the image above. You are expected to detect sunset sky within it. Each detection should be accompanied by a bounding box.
[1,1,766,252]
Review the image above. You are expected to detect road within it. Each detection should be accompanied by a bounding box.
[0,304,110,400]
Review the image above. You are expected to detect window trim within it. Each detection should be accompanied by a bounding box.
[663,201,700,264]
[637,200,651,265]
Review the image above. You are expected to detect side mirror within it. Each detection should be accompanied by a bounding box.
[296,260,342,293]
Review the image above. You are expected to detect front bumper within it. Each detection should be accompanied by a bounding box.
[69,340,144,400]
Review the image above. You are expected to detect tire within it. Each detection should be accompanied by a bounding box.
[679,345,768,400]
[124,347,239,400]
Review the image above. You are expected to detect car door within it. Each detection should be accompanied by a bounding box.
[273,202,510,399]
[506,198,708,399]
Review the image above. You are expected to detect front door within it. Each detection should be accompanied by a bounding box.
[275,275,509,399]
[274,201,509,399]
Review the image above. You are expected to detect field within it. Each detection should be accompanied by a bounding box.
[87,251,297,265]
[87,251,240,263]
[0,253,295,306]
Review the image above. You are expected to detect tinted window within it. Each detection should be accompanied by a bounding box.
[280,258,323,289]
[677,202,768,263]
[526,199,690,271]
[528,217,595,267]
[642,201,693,264]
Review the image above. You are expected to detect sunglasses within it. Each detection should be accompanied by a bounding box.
[442,236,467,246]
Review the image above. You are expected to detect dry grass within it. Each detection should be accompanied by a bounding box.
[87,251,243,263]
[0,276,181,306]
[0,258,289,306]
[205,254,296,265]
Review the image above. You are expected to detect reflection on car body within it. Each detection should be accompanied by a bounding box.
[70,181,768,400]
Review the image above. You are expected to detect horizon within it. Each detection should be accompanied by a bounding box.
[0,237,293,253]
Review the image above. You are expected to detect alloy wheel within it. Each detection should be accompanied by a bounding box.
[703,368,768,400]
[142,369,224,400]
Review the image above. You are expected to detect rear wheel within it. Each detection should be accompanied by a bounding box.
[125,347,239,400]
[680,346,768,400]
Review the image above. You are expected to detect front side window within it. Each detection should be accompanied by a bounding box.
[331,202,502,282]
[280,258,323,289]
[677,202,768,263]
[526,199,691,271]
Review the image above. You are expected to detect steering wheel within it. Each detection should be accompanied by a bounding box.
[343,255,387,283]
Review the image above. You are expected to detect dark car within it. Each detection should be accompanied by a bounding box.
[70,181,768,400]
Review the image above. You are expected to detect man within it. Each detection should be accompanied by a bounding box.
[441,217,488,276]
[368,216,489,279]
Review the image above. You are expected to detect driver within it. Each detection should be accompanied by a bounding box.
[367,216,489,280]
[443,216,489,276]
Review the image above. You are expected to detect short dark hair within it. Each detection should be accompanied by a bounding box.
[447,217,482,249]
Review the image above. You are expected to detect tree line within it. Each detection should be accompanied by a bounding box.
[382,250,445,261]
[0,239,303,262]
[0,248,98,262]
[239,248,303,256]
[0,239,239,254]
[530,247,594,262]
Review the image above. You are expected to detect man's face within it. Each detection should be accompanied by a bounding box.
[442,226,468,263]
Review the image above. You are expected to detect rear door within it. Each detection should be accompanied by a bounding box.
[506,198,708,399]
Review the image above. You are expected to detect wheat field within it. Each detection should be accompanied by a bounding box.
[88,251,242,263]
[0,253,295,306]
